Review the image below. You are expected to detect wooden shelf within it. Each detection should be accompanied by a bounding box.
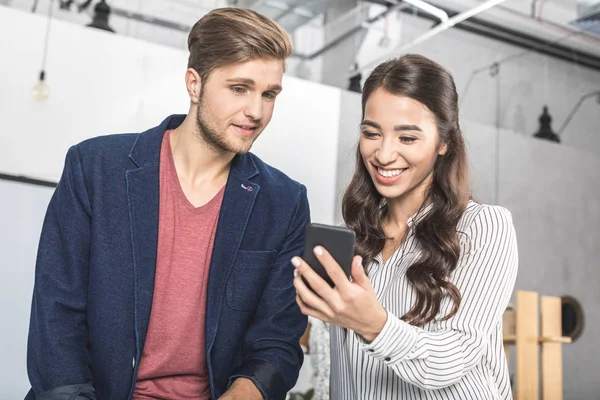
[502,291,572,400]
[503,335,516,343]
[503,335,571,345]
[540,336,572,344]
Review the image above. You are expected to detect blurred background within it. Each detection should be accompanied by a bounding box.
[1,0,599,398]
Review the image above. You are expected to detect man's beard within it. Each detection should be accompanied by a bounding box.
[195,93,260,155]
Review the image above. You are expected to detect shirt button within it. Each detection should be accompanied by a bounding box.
[132,358,136,369]
[384,357,391,361]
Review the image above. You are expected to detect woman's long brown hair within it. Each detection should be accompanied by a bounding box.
[342,54,471,326]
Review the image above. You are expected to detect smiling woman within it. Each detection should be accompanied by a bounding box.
[358,91,445,197]
[292,54,519,400]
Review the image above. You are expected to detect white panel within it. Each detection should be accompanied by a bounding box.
[252,75,341,225]
[0,180,54,398]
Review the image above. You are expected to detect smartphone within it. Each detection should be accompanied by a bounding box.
[302,223,356,289]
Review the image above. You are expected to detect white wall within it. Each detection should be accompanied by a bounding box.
[251,75,341,226]
[334,90,361,225]
[0,6,189,181]
[0,5,341,225]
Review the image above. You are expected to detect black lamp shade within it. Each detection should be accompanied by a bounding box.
[348,73,362,93]
[87,0,115,33]
[533,106,560,143]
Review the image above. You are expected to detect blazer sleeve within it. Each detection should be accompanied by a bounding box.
[27,145,96,395]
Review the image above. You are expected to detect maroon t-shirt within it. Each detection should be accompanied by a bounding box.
[133,130,224,399]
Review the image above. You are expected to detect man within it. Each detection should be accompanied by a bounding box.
[26,7,310,400]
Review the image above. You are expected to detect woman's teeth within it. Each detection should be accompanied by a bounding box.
[377,167,406,177]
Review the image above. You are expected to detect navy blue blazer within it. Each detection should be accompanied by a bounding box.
[26,115,310,399]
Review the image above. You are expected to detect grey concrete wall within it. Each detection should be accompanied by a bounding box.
[318,6,600,157]
[321,0,367,90]
[464,120,600,398]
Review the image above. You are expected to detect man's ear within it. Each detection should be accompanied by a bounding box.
[185,68,202,104]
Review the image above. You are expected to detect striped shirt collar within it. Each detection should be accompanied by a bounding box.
[407,202,433,227]
[371,203,433,266]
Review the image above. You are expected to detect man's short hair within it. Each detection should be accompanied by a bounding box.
[187,7,293,82]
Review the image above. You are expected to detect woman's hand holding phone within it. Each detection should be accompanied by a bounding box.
[292,246,388,343]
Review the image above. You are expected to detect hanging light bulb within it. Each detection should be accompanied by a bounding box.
[32,70,50,102]
[33,0,55,102]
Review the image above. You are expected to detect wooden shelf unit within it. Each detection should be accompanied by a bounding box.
[503,290,571,400]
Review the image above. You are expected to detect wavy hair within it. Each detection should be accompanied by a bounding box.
[342,54,471,326]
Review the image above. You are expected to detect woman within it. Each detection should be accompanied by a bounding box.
[291,54,518,399]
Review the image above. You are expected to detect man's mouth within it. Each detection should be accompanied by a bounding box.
[232,124,258,135]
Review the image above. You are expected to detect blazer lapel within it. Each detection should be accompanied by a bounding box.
[205,154,259,352]
[126,114,185,355]
[126,165,159,355]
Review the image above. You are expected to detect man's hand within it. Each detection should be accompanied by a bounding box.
[218,378,263,400]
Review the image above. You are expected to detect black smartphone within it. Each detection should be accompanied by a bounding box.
[302,223,356,289]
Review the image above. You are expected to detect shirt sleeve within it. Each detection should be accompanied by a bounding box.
[359,205,518,390]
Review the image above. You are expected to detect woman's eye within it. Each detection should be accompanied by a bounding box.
[400,136,417,143]
[361,131,380,138]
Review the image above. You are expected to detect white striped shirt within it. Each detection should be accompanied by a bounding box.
[330,201,518,399]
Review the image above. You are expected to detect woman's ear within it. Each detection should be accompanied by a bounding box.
[438,142,448,156]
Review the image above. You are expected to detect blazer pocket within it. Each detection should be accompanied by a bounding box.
[226,250,277,312]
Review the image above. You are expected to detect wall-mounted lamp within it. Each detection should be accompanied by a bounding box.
[533,91,600,143]
[533,106,560,143]
[347,63,362,93]
[557,90,600,138]
[87,0,115,33]
[348,73,362,93]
